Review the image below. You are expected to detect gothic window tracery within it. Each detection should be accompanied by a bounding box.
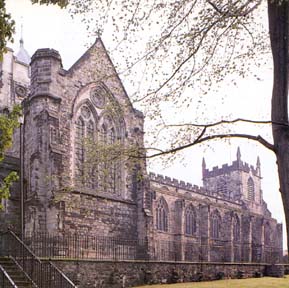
[210,210,221,239]
[98,118,120,194]
[264,222,271,245]
[73,92,124,195]
[0,61,3,88]
[247,177,255,201]
[74,105,96,187]
[75,117,85,183]
[185,205,197,235]
[233,215,240,242]
[156,197,168,232]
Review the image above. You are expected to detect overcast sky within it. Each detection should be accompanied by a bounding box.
[6,0,286,247]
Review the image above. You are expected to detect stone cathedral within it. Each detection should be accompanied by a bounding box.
[0,38,283,264]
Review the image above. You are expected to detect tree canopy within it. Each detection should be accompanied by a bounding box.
[66,0,289,254]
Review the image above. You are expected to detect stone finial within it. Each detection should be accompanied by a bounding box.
[257,156,261,167]
[237,147,241,161]
[256,156,261,177]
[202,157,206,177]
[16,24,31,65]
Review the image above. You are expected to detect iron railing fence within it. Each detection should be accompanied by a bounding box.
[1,230,41,287]
[0,230,77,288]
[24,232,283,264]
[0,265,17,288]
[42,261,76,288]
[25,233,150,261]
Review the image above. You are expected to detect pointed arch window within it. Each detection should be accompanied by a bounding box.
[99,123,108,191]
[75,117,85,182]
[185,205,197,235]
[264,222,271,245]
[156,197,168,232]
[210,211,221,239]
[74,105,96,187]
[98,118,120,194]
[87,120,94,139]
[247,177,255,201]
[108,127,117,192]
[233,215,240,242]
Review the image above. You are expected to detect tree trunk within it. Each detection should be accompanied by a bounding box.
[268,0,289,256]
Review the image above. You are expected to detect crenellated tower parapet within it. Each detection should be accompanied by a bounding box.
[149,172,208,195]
[203,155,261,179]
[202,147,265,215]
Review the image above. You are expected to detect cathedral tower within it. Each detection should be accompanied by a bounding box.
[202,147,263,214]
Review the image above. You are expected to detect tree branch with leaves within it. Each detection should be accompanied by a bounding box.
[0,106,22,209]
[67,0,289,256]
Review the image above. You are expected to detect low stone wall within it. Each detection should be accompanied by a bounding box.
[49,259,283,288]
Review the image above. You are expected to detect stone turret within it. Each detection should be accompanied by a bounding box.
[24,48,64,234]
[30,48,63,99]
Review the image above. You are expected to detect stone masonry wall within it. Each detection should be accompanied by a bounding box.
[60,191,138,238]
[52,259,280,288]
[149,176,283,264]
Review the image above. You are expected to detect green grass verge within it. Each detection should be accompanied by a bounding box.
[136,276,289,288]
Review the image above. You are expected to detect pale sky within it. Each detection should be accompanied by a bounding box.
[6,0,286,247]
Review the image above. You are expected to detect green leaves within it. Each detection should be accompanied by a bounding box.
[0,105,22,210]
[0,105,22,162]
[0,171,19,210]
[0,0,15,61]
[30,0,69,8]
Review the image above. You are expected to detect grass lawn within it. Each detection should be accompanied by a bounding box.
[135,276,289,288]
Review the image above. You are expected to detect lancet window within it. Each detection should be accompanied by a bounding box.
[233,215,240,242]
[156,197,169,232]
[247,177,255,201]
[74,105,96,187]
[185,205,197,235]
[75,117,85,182]
[264,222,271,245]
[98,116,120,194]
[210,210,221,239]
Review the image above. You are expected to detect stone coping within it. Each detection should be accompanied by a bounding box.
[44,258,283,266]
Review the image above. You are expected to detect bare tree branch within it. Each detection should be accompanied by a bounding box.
[207,0,262,17]
[146,132,275,159]
[160,117,289,129]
